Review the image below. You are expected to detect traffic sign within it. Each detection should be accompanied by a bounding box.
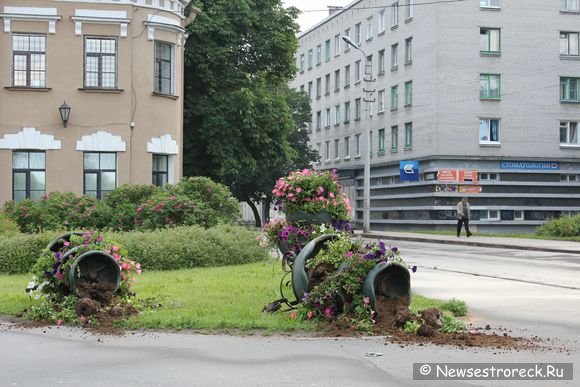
[400,161,419,182]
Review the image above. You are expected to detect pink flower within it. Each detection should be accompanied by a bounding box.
[63,241,70,246]
[363,297,370,305]
[289,312,298,319]
[329,192,335,198]
[295,188,302,193]
[57,319,64,326]
[112,245,119,253]
[324,307,333,318]
[307,310,316,319]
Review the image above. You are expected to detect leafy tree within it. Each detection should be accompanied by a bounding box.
[183,1,318,226]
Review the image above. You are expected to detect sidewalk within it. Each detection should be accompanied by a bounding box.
[358,230,580,255]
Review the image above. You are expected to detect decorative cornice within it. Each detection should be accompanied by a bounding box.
[0,128,61,150]
[1,7,61,34]
[71,9,130,37]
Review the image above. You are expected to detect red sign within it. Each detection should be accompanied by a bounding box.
[437,169,457,182]
[459,185,482,194]
[459,170,479,183]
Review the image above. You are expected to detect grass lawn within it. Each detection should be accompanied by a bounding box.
[0,261,465,333]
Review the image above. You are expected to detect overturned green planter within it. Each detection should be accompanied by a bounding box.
[362,261,411,308]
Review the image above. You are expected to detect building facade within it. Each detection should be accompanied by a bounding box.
[0,0,198,204]
[292,0,580,233]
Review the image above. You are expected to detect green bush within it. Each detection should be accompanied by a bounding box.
[440,298,468,317]
[133,192,201,230]
[0,212,20,236]
[536,215,580,238]
[165,177,240,225]
[0,232,58,274]
[0,225,267,275]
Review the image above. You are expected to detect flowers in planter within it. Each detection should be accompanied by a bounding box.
[272,169,352,221]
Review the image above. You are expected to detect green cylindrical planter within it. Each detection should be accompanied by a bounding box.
[46,231,85,252]
[362,262,411,308]
[291,234,338,301]
[68,250,121,295]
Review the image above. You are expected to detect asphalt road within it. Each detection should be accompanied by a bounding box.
[1,241,578,387]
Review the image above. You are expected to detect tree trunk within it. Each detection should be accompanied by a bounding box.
[246,200,261,227]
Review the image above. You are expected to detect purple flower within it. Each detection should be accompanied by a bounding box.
[412,265,417,273]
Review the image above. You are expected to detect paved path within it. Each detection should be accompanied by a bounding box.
[360,231,580,255]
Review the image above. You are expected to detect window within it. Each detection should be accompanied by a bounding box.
[316,45,322,65]
[366,18,373,40]
[366,55,373,79]
[355,134,361,156]
[405,37,413,64]
[480,74,501,99]
[378,50,385,74]
[404,81,413,106]
[391,2,399,27]
[308,81,313,98]
[480,210,500,220]
[12,34,46,87]
[325,73,331,95]
[405,122,413,148]
[316,143,321,162]
[344,101,351,122]
[405,0,414,19]
[560,77,580,102]
[152,154,168,186]
[334,139,340,159]
[480,28,501,54]
[335,105,341,125]
[480,172,499,181]
[325,141,330,161]
[154,41,174,94]
[299,85,305,94]
[84,152,116,199]
[325,108,331,128]
[480,0,500,8]
[344,137,351,157]
[378,89,386,112]
[561,0,579,12]
[12,151,45,201]
[560,121,578,145]
[391,44,398,69]
[344,28,351,52]
[378,10,386,33]
[316,77,321,98]
[308,49,313,68]
[325,40,331,62]
[355,98,362,120]
[378,129,386,152]
[299,53,305,71]
[334,70,341,91]
[344,65,351,87]
[391,85,399,110]
[355,23,362,44]
[561,174,578,181]
[84,36,117,89]
[391,126,399,151]
[560,32,579,56]
[479,118,501,143]
[514,210,524,220]
[316,111,322,130]
[355,60,361,83]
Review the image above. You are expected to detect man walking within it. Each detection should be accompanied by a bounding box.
[456,197,472,237]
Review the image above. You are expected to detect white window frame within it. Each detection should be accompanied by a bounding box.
[560,32,580,56]
[561,0,579,12]
[325,39,331,62]
[480,172,499,181]
[355,134,361,156]
[355,98,362,120]
[480,0,500,9]
[391,2,399,28]
[405,0,414,19]
[479,118,501,144]
[366,17,373,40]
[325,108,331,128]
[378,49,385,73]
[335,105,341,125]
[334,139,340,160]
[391,43,398,69]
[560,121,578,145]
[344,101,351,123]
[325,141,330,161]
[479,210,500,221]
[391,85,398,110]
[299,53,305,71]
[405,37,413,64]
[404,81,412,106]
[334,34,341,56]
[344,65,351,87]
[514,210,524,220]
[355,60,361,83]
[334,69,340,91]
[378,89,386,112]
[344,136,351,158]
[480,28,501,54]
[378,10,386,33]
[355,23,362,44]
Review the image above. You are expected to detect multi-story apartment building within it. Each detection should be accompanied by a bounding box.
[0,0,198,204]
[292,0,580,232]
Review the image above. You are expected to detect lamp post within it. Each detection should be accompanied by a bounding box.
[342,36,375,233]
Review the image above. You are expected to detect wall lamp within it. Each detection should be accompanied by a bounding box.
[59,101,71,128]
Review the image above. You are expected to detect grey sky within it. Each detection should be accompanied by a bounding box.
[283,0,352,32]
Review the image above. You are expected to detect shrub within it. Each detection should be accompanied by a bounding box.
[0,232,58,274]
[0,225,266,275]
[133,192,201,230]
[536,215,580,238]
[165,177,240,225]
[0,212,20,236]
[104,184,159,209]
[440,298,468,317]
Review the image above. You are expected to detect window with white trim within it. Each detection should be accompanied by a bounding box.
[405,0,414,19]
[391,2,399,27]
[405,37,413,64]
[405,81,412,106]
[316,111,322,130]
[391,125,398,151]
[560,77,580,102]
[344,65,351,87]
[325,141,330,161]
[84,36,117,89]
[561,174,578,181]
[325,73,331,95]
[480,28,500,54]
[324,108,331,128]
[307,49,313,68]
[344,136,350,157]
[355,98,362,120]
[335,105,341,125]
[299,53,305,71]
[391,43,398,69]
[378,89,385,112]
[355,134,361,156]
[308,81,313,98]
[344,28,351,52]
[378,49,385,74]
[479,118,501,143]
[480,0,500,8]
[480,210,500,220]
[480,172,499,181]
[334,69,340,91]
[154,41,174,94]
[355,23,362,44]
[366,17,373,40]
[378,128,385,152]
[561,0,579,12]
[514,210,524,220]
[334,139,340,159]
[560,121,578,145]
[355,60,361,83]
[391,85,398,110]
[84,152,116,199]
[378,10,386,33]
[344,101,351,122]
[334,35,340,55]
[316,45,321,65]
[12,34,46,88]
[325,39,331,62]
[12,151,45,201]
[316,77,321,98]
[560,32,579,56]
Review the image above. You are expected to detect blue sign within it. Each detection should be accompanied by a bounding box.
[500,160,559,170]
[400,160,419,181]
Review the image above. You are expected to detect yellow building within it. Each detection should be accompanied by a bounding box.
[0,0,198,203]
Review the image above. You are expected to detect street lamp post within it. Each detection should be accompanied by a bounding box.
[342,36,375,233]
